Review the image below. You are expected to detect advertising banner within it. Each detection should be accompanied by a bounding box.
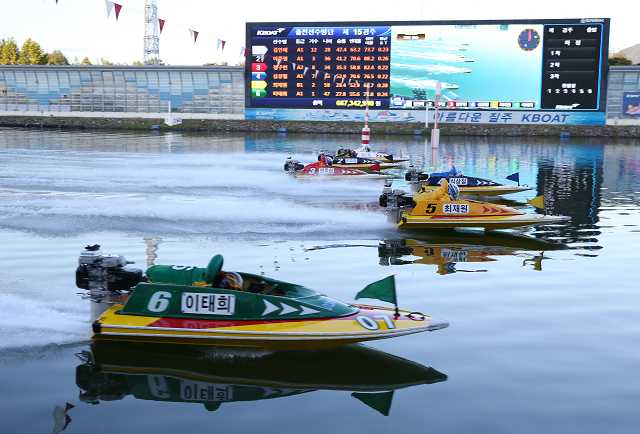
[622,92,640,117]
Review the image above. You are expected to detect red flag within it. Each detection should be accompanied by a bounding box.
[114,3,122,21]
[221,40,226,51]
[159,19,165,34]
[194,31,198,43]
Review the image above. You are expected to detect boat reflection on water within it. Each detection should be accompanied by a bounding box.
[75,341,446,416]
[379,231,567,274]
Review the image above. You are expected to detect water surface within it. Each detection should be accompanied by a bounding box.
[1,127,639,434]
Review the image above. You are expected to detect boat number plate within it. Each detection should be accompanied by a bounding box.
[449,177,468,185]
[344,158,358,164]
[182,293,236,315]
[356,315,396,330]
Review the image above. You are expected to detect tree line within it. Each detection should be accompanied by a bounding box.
[0,36,244,66]
[608,51,639,66]
[0,37,147,66]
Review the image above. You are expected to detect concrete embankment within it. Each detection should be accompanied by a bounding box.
[1,116,639,138]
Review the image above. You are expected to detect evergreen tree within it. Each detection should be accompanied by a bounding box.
[609,51,633,66]
[0,37,20,64]
[47,50,69,65]
[80,57,92,65]
[97,57,114,65]
[18,38,48,65]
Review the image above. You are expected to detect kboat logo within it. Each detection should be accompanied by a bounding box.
[256,28,286,36]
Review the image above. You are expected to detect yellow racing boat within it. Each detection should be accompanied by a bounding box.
[77,245,448,351]
[379,179,570,230]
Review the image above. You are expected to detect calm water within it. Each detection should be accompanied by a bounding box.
[1,127,639,434]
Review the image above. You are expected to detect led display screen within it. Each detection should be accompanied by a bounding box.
[245,19,609,115]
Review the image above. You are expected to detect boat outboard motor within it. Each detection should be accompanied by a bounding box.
[284,157,304,174]
[379,185,415,223]
[405,166,430,192]
[76,244,143,321]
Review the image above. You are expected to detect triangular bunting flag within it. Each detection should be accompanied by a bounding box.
[341,77,345,83]
[159,19,165,35]
[276,58,282,67]
[314,70,319,78]
[292,63,296,70]
[105,1,114,18]
[241,47,249,57]
[114,3,122,20]
[324,73,330,80]
[303,67,308,76]
[188,30,198,43]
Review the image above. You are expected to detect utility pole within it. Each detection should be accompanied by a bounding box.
[143,0,160,65]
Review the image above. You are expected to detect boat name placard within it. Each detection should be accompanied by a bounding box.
[181,293,236,315]
[442,203,470,214]
[448,177,468,185]
[181,380,233,401]
[441,249,468,262]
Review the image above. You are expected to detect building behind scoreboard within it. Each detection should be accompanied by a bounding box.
[0,65,245,119]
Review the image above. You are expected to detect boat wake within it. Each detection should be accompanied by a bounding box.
[0,274,89,349]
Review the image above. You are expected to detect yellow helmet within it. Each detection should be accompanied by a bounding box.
[221,272,243,291]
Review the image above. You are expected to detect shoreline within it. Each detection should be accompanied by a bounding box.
[1,115,639,138]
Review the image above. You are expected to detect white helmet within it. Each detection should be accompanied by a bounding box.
[448,183,460,201]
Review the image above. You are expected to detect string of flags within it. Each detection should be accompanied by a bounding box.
[47,0,377,89]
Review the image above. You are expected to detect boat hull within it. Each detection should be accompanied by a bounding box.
[398,213,570,229]
[420,184,534,196]
[92,304,448,351]
[295,173,393,180]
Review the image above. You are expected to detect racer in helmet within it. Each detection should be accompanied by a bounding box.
[218,271,244,291]
[448,182,460,201]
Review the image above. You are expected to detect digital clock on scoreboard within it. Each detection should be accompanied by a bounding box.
[249,26,392,109]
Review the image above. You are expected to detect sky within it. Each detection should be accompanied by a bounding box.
[0,0,637,65]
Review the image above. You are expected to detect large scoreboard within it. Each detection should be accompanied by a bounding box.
[245,19,610,124]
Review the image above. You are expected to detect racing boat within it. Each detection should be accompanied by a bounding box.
[77,245,448,350]
[76,341,446,414]
[380,179,570,230]
[318,151,404,170]
[285,157,393,180]
[405,166,534,196]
